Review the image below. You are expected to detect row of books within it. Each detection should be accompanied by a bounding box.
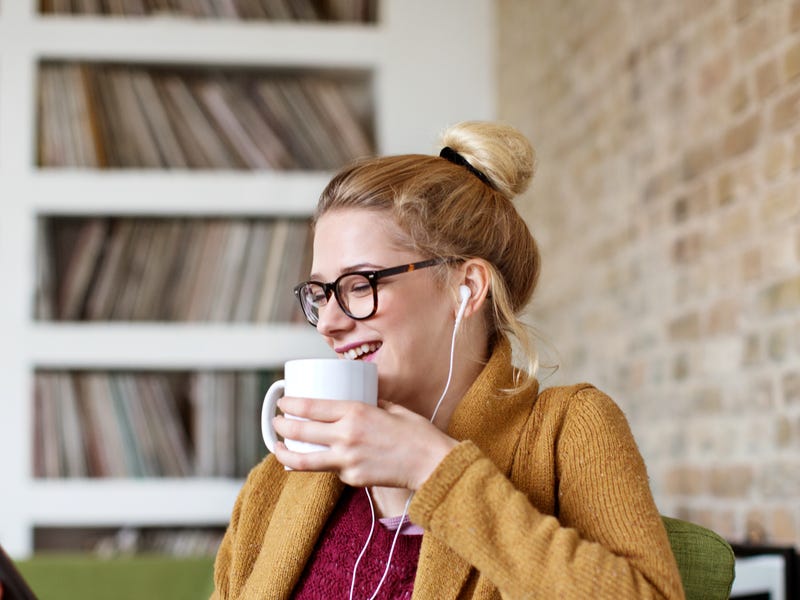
[33,370,280,478]
[40,0,377,22]
[38,62,374,169]
[35,526,224,557]
[36,217,312,322]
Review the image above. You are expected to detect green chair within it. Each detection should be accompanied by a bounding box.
[662,516,736,600]
[17,554,215,600]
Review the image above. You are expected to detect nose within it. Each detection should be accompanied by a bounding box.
[316,297,354,336]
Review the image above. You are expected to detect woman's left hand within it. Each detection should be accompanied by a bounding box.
[272,396,458,489]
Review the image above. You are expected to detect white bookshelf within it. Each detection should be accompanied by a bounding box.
[0,0,494,557]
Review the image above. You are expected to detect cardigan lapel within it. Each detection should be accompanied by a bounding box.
[247,471,344,598]
[412,339,539,599]
[446,339,539,475]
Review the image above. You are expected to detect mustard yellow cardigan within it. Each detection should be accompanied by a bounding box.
[211,342,684,599]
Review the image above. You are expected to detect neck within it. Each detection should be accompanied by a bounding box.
[427,325,488,431]
[368,487,413,518]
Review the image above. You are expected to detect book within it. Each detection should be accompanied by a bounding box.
[112,220,155,319]
[270,219,311,322]
[220,76,295,169]
[57,219,108,320]
[35,219,56,320]
[254,218,290,322]
[192,76,274,169]
[208,220,252,321]
[59,372,90,477]
[107,67,164,167]
[185,219,230,320]
[158,73,242,168]
[130,69,189,168]
[231,219,273,321]
[85,219,136,319]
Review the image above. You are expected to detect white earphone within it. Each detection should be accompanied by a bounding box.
[351,282,473,600]
[455,284,471,326]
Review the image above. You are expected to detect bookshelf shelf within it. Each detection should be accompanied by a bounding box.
[0,0,493,557]
[29,479,242,526]
[2,18,380,67]
[29,323,331,369]
[29,172,328,216]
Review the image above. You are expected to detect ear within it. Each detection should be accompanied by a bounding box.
[453,258,491,321]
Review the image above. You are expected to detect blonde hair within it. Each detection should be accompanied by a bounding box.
[315,121,540,390]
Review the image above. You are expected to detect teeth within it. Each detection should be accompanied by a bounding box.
[343,343,380,360]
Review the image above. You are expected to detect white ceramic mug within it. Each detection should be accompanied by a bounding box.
[261,359,378,453]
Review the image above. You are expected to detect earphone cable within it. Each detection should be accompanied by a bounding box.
[429,308,460,425]
[349,487,377,600]
[351,311,461,599]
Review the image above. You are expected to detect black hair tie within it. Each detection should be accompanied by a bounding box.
[439,146,494,188]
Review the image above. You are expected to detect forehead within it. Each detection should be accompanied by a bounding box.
[311,209,410,275]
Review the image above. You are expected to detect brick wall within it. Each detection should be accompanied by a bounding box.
[498,0,800,547]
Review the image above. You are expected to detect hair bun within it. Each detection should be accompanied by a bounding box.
[439,121,536,199]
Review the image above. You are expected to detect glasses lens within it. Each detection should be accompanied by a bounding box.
[336,273,375,319]
[298,282,326,324]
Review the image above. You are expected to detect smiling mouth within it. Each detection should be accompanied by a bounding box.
[343,342,381,360]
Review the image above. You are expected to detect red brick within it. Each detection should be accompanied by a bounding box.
[755,59,780,100]
[710,465,753,497]
[759,275,800,315]
[665,466,707,495]
[737,17,771,61]
[698,53,732,96]
[740,247,762,282]
[729,78,750,115]
[760,182,800,224]
[793,1,800,32]
[723,114,762,157]
[784,371,800,405]
[764,139,790,180]
[770,506,797,545]
[785,40,800,81]
[683,142,718,181]
[771,88,800,132]
[734,0,760,21]
[669,312,702,340]
[706,298,740,335]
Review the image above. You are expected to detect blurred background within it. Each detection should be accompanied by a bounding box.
[500,0,800,552]
[0,0,797,576]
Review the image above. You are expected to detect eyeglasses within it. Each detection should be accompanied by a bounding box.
[293,258,446,327]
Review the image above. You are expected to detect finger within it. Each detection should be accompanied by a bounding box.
[273,414,341,447]
[278,396,356,422]
[273,441,338,473]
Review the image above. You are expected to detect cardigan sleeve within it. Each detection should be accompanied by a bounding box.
[211,455,288,600]
[409,387,685,600]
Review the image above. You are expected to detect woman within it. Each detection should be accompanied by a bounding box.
[211,121,684,599]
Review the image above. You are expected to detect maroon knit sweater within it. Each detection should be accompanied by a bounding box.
[293,487,423,600]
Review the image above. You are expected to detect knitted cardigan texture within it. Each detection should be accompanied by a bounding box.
[211,341,685,599]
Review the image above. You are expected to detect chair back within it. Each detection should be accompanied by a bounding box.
[662,516,735,600]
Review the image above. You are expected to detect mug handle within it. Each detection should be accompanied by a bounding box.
[261,379,285,453]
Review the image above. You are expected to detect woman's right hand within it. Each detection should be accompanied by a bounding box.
[273,396,458,490]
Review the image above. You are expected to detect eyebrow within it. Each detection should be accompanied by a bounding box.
[309,262,385,281]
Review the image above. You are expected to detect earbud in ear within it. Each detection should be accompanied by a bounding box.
[455,285,471,326]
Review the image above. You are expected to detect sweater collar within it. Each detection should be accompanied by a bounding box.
[445,337,539,476]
